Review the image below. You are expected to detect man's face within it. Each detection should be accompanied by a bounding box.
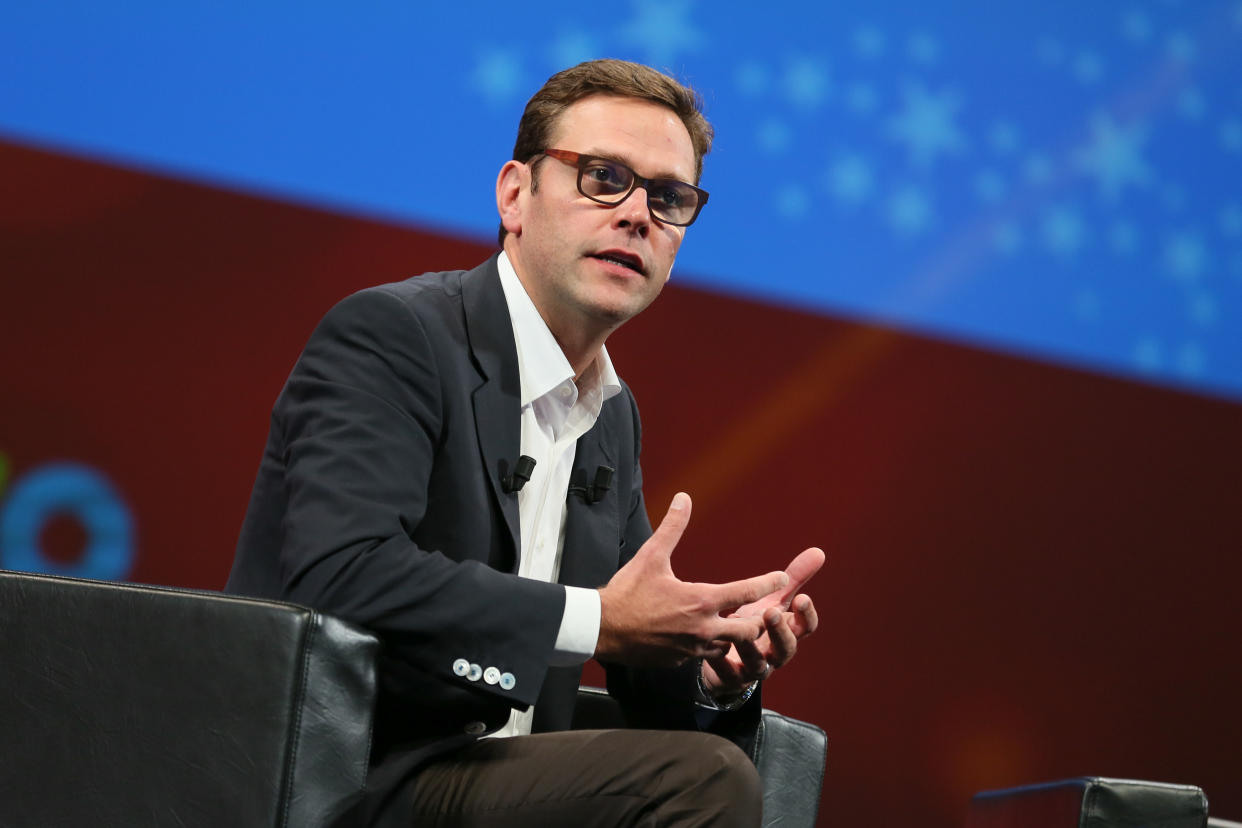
[498,94,698,336]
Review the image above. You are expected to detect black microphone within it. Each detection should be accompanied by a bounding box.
[568,465,614,504]
[502,455,536,493]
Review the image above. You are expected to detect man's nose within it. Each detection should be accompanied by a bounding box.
[613,186,652,237]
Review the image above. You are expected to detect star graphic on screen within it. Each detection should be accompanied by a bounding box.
[1177,87,1206,121]
[1072,287,1101,321]
[471,50,528,104]
[1133,336,1163,373]
[1164,231,1209,281]
[988,122,1021,155]
[1042,206,1087,256]
[756,119,793,154]
[1220,203,1242,237]
[619,0,705,67]
[548,31,600,69]
[826,153,875,206]
[735,60,769,97]
[1023,153,1054,186]
[1110,220,1139,255]
[1074,115,1152,201]
[1189,291,1218,327]
[1175,342,1206,377]
[1165,31,1196,62]
[886,82,968,167]
[1074,51,1105,85]
[853,25,886,59]
[845,82,879,115]
[1163,183,1188,213]
[783,56,831,109]
[1220,120,1242,152]
[993,221,1023,255]
[973,169,1006,203]
[887,186,932,236]
[907,32,940,64]
[776,184,811,219]
[1036,37,1065,66]
[1121,11,1153,43]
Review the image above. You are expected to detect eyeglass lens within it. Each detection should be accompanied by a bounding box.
[578,159,701,225]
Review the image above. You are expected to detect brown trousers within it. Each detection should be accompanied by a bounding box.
[406,729,763,827]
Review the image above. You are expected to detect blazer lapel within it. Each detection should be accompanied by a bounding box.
[461,257,522,568]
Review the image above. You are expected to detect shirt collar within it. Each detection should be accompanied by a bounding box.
[497,252,622,408]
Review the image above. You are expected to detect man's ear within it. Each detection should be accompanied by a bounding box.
[496,160,528,237]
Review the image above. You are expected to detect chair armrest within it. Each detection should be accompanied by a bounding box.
[573,686,827,828]
[967,777,1208,828]
[0,569,378,828]
[751,708,828,828]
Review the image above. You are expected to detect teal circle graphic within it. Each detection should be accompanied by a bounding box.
[0,463,134,579]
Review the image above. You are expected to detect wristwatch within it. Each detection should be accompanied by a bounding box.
[693,659,758,711]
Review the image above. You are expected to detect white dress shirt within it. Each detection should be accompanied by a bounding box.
[487,252,622,738]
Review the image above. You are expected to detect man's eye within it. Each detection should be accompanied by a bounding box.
[652,186,684,207]
[585,164,627,189]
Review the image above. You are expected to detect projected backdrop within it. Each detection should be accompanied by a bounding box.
[4,0,1240,399]
[4,5,1242,828]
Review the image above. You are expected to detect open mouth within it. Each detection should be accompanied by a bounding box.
[589,250,645,275]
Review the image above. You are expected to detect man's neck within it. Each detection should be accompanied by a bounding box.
[502,245,616,379]
[547,321,610,381]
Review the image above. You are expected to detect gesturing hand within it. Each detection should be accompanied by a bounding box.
[595,493,790,667]
[701,546,824,698]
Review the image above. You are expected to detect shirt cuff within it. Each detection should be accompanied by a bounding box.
[549,585,601,666]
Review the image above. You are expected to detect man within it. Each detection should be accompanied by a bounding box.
[226,59,822,827]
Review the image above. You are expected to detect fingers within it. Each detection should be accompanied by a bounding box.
[705,569,789,612]
[706,614,767,649]
[727,546,825,619]
[703,648,754,697]
[701,654,739,694]
[641,492,692,561]
[788,594,818,638]
[771,547,826,608]
[733,630,769,677]
[764,607,799,667]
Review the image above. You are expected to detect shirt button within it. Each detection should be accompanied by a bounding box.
[499,672,516,691]
[464,721,487,735]
[467,663,483,682]
[483,666,501,685]
[452,658,470,677]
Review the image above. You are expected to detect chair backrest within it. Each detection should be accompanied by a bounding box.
[0,569,378,828]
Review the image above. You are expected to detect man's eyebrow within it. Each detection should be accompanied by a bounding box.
[583,149,692,183]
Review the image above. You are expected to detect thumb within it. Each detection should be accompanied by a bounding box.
[641,492,692,563]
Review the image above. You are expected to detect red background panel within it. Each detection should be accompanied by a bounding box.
[3,140,1239,827]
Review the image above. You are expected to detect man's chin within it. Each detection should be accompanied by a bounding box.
[583,287,659,326]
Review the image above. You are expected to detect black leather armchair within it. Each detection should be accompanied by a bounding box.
[0,569,378,828]
[966,777,1221,828]
[0,569,827,828]
[572,686,828,827]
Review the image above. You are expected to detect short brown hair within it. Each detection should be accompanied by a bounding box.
[499,59,714,244]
